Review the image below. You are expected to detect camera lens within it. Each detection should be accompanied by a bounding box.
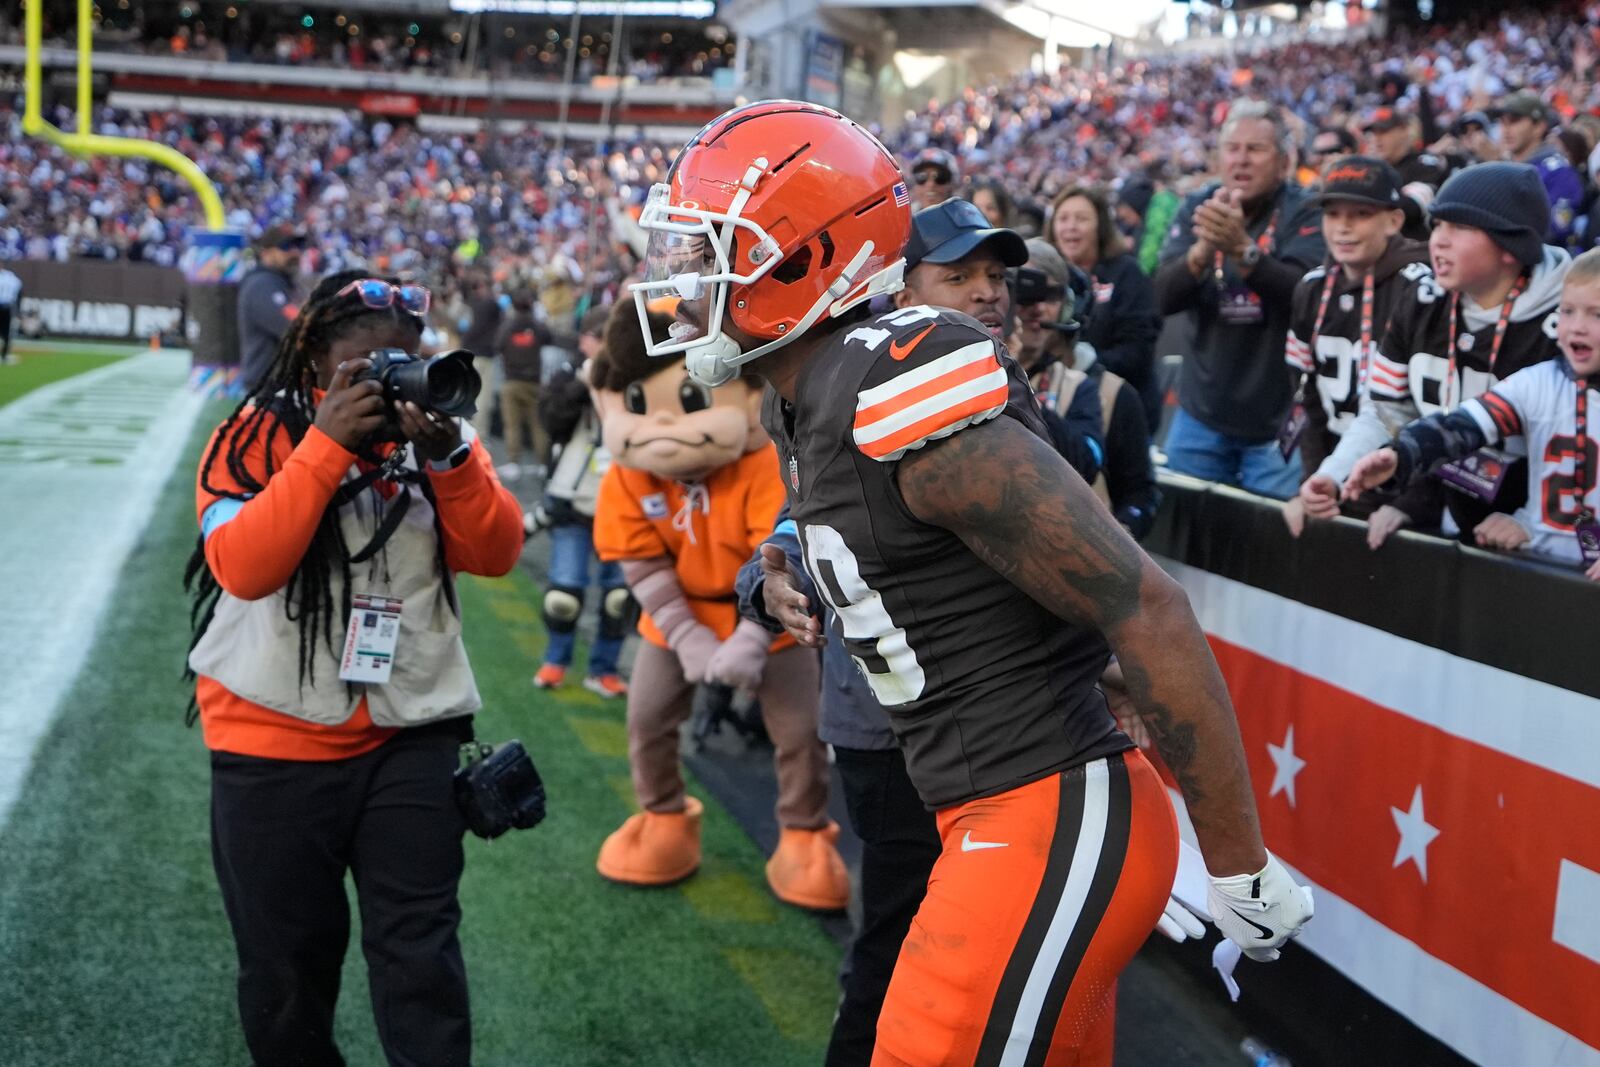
[421,353,481,417]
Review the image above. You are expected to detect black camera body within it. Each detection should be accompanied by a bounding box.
[354,348,482,438]
[453,740,547,840]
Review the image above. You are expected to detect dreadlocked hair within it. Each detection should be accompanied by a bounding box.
[182,269,440,726]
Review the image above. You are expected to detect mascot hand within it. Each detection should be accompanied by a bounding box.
[705,620,771,691]
[665,620,722,684]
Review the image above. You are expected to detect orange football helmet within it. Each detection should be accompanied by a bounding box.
[630,100,911,385]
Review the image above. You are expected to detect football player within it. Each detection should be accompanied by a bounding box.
[630,101,1313,1066]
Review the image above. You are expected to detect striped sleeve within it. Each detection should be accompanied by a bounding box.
[1465,390,1523,444]
[1367,348,1411,399]
[1285,328,1314,373]
[852,337,1009,462]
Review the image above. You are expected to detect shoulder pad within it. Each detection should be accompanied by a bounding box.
[849,309,1007,462]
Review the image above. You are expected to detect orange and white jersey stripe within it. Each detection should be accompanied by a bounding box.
[853,338,1009,462]
[1284,328,1315,374]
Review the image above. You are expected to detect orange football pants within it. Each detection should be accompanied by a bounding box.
[872,749,1177,1067]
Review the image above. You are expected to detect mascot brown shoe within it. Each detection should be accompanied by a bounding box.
[765,820,849,912]
[597,796,704,886]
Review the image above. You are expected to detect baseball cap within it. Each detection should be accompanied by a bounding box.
[1495,91,1552,125]
[256,222,306,251]
[1360,106,1407,133]
[904,199,1029,271]
[1023,238,1069,287]
[1452,110,1492,135]
[909,147,959,184]
[1315,155,1405,209]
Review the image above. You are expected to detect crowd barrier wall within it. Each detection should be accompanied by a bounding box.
[11,259,185,342]
[1146,472,1600,1066]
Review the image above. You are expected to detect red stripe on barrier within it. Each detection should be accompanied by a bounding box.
[1203,635,1600,1049]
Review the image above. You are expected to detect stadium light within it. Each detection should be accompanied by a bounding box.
[449,0,716,16]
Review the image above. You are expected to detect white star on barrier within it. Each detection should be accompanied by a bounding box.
[1391,784,1441,883]
[1267,724,1307,807]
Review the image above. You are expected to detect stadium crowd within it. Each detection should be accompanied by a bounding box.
[6,1,1600,573]
[6,2,735,84]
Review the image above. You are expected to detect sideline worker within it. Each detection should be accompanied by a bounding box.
[185,270,523,1065]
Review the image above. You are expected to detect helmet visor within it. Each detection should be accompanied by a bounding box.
[642,228,720,303]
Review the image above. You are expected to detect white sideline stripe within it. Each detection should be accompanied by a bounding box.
[1165,789,1600,1066]
[854,338,995,408]
[1554,861,1600,966]
[999,758,1109,1067]
[0,351,203,830]
[853,368,1008,445]
[1159,560,1600,790]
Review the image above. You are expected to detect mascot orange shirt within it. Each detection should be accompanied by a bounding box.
[595,444,791,650]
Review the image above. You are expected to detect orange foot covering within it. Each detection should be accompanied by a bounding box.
[596,796,704,886]
[766,821,850,912]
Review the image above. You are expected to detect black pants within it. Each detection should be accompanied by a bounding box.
[0,306,12,360]
[826,746,943,1067]
[210,720,473,1067]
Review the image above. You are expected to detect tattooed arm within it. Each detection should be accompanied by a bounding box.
[897,414,1268,877]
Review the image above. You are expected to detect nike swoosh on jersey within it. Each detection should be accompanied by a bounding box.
[889,324,936,361]
[1226,905,1277,940]
[960,830,1009,852]
[853,339,1007,461]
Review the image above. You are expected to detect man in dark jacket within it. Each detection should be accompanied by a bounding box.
[735,510,940,1067]
[236,223,303,392]
[1020,239,1160,539]
[1495,91,1585,250]
[1155,100,1327,498]
[1361,106,1455,241]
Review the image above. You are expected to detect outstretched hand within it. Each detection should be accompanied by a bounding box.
[1343,449,1399,502]
[759,543,825,648]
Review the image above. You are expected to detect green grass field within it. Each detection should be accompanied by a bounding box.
[0,403,842,1066]
[0,347,126,408]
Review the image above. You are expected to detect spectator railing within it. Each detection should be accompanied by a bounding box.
[1144,471,1600,1066]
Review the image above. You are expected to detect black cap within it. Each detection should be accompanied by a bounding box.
[1495,91,1552,126]
[1361,106,1407,133]
[1315,155,1405,209]
[904,199,1029,271]
[909,147,959,184]
[256,222,306,251]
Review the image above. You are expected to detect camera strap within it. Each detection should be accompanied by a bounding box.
[349,485,412,565]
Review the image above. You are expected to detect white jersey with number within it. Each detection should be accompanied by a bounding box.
[1464,360,1598,564]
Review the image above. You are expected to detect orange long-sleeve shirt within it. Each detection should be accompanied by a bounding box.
[194,411,523,761]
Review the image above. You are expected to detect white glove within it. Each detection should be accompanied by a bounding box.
[1156,895,1208,942]
[1206,853,1315,962]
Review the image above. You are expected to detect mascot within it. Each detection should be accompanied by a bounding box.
[589,302,848,911]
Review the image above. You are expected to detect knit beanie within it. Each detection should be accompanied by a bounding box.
[1427,162,1551,267]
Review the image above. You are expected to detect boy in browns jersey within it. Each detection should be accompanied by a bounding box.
[1345,248,1600,571]
[1307,161,1570,548]
[630,100,1313,1067]
[1282,157,1430,536]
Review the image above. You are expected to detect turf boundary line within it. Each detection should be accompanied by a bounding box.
[0,351,203,830]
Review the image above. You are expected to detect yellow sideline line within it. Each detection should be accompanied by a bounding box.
[23,0,225,229]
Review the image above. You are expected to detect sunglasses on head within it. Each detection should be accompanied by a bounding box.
[337,278,431,317]
[914,170,953,186]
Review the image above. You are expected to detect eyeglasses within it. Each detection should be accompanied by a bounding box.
[337,278,431,317]
[914,171,952,186]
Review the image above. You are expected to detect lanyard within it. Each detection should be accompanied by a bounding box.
[1578,380,1592,521]
[1444,277,1525,408]
[1309,265,1376,388]
[1214,209,1279,287]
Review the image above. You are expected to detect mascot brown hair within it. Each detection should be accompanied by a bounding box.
[589,301,847,910]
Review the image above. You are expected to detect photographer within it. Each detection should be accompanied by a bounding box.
[184,271,522,1066]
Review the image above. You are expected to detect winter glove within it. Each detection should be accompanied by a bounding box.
[704,619,771,691]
